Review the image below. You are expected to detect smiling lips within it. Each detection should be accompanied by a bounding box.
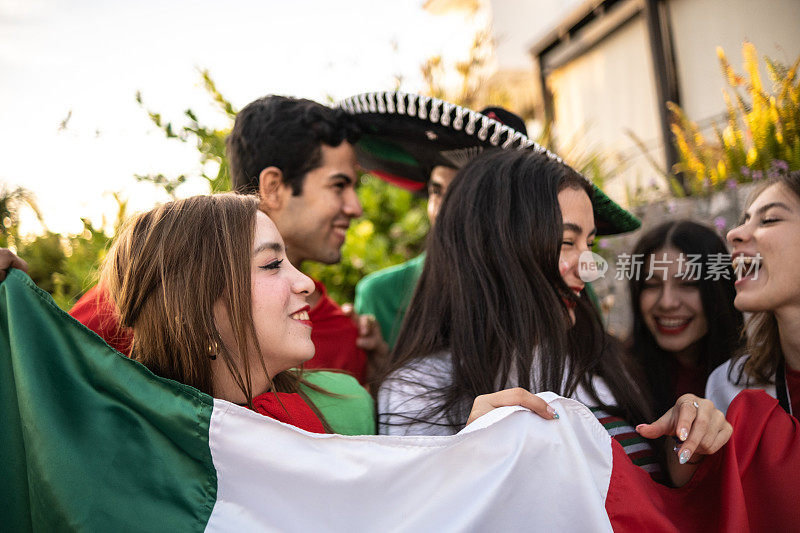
[332,224,350,242]
[731,254,762,286]
[654,317,692,335]
[290,306,313,328]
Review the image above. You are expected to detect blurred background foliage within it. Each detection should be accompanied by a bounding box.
[670,42,800,194]
[14,40,795,308]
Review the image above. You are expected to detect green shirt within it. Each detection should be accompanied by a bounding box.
[354,253,601,349]
[301,371,376,435]
[354,253,426,350]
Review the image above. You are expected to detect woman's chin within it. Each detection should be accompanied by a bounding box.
[734,293,768,313]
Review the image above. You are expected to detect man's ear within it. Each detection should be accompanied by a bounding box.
[258,167,287,212]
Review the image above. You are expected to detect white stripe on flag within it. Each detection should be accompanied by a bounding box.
[206,392,615,532]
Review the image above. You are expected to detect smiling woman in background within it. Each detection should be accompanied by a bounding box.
[628,220,744,416]
[707,170,800,417]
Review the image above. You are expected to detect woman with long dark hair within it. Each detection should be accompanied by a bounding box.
[708,170,800,416]
[629,220,744,416]
[0,193,555,436]
[377,149,731,486]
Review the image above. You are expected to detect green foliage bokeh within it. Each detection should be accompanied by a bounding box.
[10,70,427,309]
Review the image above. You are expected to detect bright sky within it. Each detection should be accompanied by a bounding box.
[0,0,484,235]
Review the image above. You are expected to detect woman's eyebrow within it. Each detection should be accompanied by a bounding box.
[563,222,597,236]
[755,202,792,216]
[252,241,283,256]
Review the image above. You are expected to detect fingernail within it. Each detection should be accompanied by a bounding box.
[679,428,688,441]
[546,405,559,419]
[679,449,692,465]
[635,424,644,432]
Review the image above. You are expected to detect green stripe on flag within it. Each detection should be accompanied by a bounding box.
[0,269,217,531]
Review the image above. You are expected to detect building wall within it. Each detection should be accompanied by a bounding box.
[669,0,800,126]
[547,14,665,202]
[540,0,800,204]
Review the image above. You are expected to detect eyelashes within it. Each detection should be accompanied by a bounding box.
[260,259,283,270]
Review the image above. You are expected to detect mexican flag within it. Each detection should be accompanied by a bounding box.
[2,269,798,532]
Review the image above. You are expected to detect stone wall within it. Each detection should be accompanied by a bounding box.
[591,183,756,339]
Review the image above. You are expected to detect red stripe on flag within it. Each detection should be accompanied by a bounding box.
[606,390,800,532]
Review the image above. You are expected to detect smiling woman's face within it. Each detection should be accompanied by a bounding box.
[727,183,800,314]
[212,212,316,402]
[639,247,708,355]
[557,187,596,296]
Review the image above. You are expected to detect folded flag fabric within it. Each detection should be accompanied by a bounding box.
[2,269,799,532]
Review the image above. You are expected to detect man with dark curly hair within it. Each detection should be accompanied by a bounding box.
[70,95,384,384]
[227,95,386,382]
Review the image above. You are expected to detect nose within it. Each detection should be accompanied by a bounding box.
[656,283,680,310]
[290,262,315,295]
[727,221,749,245]
[343,187,363,218]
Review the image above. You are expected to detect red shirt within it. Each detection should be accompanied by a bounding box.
[304,280,367,384]
[69,281,367,383]
[785,365,800,417]
[69,285,133,355]
[670,359,708,402]
[251,392,326,433]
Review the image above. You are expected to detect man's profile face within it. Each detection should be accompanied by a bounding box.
[426,166,459,226]
[271,142,362,266]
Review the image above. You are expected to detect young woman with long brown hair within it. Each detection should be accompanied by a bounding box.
[99,193,363,433]
[707,170,800,416]
[0,193,555,434]
[377,149,732,486]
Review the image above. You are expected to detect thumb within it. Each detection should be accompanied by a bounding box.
[636,409,673,439]
[340,303,355,318]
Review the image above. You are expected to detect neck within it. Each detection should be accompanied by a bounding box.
[775,306,800,371]
[671,339,703,369]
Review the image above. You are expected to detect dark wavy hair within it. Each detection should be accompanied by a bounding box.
[383,149,653,430]
[227,95,360,195]
[629,220,744,414]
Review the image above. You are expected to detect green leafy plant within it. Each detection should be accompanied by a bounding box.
[15,195,127,309]
[136,69,428,304]
[670,42,800,194]
[0,185,42,249]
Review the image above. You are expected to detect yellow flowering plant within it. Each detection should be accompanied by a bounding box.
[670,42,799,195]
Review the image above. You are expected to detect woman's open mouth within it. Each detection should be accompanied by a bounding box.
[654,317,692,335]
[290,306,313,327]
[732,255,762,286]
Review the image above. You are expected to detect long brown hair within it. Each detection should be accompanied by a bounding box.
[101,193,306,406]
[733,170,800,384]
[383,150,654,430]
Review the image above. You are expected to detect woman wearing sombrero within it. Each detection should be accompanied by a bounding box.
[340,92,731,487]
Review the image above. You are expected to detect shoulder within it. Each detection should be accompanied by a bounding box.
[706,357,775,414]
[303,370,369,397]
[356,256,424,295]
[382,352,453,388]
[301,371,375,436]
[377,352,455,436]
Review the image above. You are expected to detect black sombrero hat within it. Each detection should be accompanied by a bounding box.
[337,91,640,236]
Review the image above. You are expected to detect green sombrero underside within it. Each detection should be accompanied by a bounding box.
[339,92,640,236]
